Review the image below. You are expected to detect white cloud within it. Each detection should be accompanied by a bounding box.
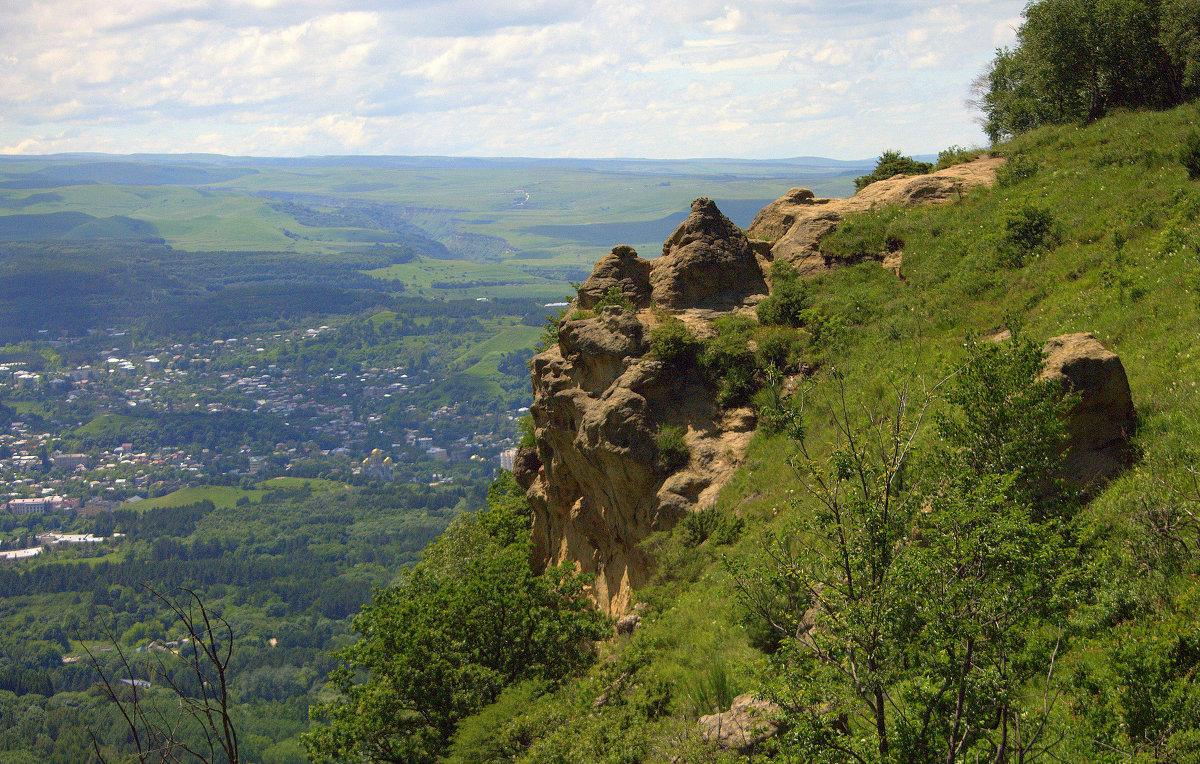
[0,0,1028,158]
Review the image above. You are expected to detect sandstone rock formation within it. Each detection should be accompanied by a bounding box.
[1040,332,1136,491]
[747,156,1005,275]
[650,198,768,309]
[698,694,786,753]
[577,245,653,310]
[524,161,1010,617]
[523,199,761,616]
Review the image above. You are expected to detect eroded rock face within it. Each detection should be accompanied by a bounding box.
[1040,333,1136,492]
[650,198,768,309]
[748,156,1005,274]
[524,200,761,616]
[577,245,653,310]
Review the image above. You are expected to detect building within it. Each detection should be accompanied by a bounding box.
[7,496,64,515]
[362,448,395,480]
[52,453,90,470]
[498,448,518,471]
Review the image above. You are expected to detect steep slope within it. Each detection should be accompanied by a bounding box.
[520,158,1007,616]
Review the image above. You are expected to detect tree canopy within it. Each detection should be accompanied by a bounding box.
[303,472,609,763]
[978,0,1200,142]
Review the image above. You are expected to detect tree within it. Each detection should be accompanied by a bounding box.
[978,0,1200,141]
[854,151,934,190]
[730,332,1076,762]
[304,473,609,763]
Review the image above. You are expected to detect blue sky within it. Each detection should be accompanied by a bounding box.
[0,1,1024,159]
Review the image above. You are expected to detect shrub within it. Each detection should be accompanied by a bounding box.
[654,425,689,473]
[595,285,634,312]
[998,204,1059,267]
[518,414,535,449]
[678,506,744,549]
[699,317,759,407]
[996,153,1040,187]
[536,307,568,351]
[649,318,700,366]
[754,326,804,372]
[756,261,810,326]
[935,144,977,170]
[1183,129,1200,180]
[686,658,740,715]
[854,150,934,190]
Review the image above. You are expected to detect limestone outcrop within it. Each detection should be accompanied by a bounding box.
[748,156,1005,275]
[1040,332,1136,491]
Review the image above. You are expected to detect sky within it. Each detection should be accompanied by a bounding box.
[0,1,1026,160]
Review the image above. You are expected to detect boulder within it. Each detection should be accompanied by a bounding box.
[577,245,653,310]
[698,694,786,752]
[651,198,768,310]
[1040,333,1136,491]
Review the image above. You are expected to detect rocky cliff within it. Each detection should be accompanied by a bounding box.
[518,156,1132,617]
[517,199,762,616]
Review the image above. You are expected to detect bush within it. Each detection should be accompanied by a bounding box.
[1183,129,1200,180]
[854,150,934,190]
[754,326,805,372]
[518,414,535,449]
[536,307,568,351]
[996,153,1040,187]
[678,507,744,549]
[595,285,634,312]
[654,425,689,473]
[686,658,740,715]
[935,144,978,170]
[998,204,1059,267]
[649,318,700,366]
[699,317,759,407]
[756,261,810,326]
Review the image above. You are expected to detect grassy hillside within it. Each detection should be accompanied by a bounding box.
[435,102,1200,762]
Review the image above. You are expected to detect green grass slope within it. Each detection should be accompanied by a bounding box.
[443,102,1200,762]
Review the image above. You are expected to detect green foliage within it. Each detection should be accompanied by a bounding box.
[518,414,536,449]
[998,204,1060,267]
[445,679,549,764]
[677,507,743,549]
[303,475,608,763]
[753,325,805,372]
[648,317,700,366]
[653,425,690,474]
[756,261,811,327]
[594,285,635,312]
[699,316,759,407]
[1155,191,1200,257]
[936,331,1074,508]
[978,0,1200,142]
[995,152,1041,186]
[818,207,904,262]
[731,333,1079,762]
[854,150,934,190]
[536,307,568,352]
[686,659,739,715]
[1184,129,1200,179]
[935,144,978,170]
